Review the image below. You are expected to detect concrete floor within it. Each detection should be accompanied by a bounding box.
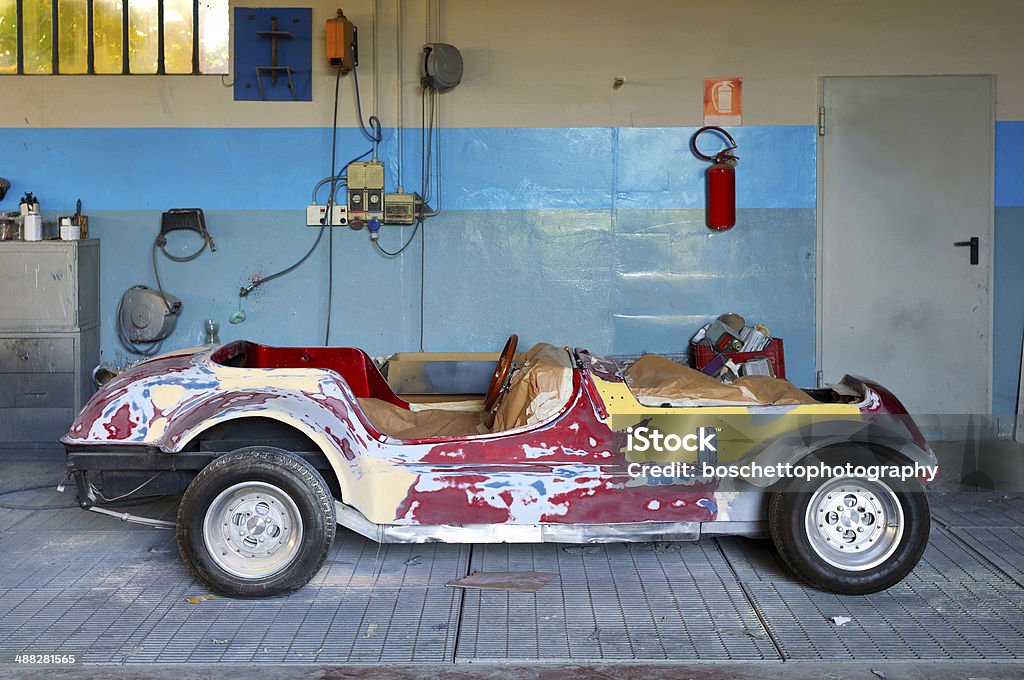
[0,442,1023,678]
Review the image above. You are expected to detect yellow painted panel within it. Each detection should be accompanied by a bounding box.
[198,0,227,74]
[93,0,124,74]
[128,0,158,74]
[58,0,88,74]
[163,0,192,74]
[23,0,52,74]
[0,0,16,74]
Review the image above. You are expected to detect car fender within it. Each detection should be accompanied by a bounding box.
[174,409,350,492]
[163,381,387,505]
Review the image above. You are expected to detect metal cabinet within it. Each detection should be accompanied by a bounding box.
[0,239,100,446]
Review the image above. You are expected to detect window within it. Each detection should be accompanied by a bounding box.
[0,0,228,75]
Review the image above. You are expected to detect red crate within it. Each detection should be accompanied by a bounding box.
[691,337,786,379]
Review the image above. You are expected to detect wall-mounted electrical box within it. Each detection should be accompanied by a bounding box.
[326,9,356,71]
[306,204,348,226]
[347,161,385,224]
[384,192,421,225]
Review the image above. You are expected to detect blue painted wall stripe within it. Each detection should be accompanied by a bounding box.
[996,121,1024,207]
[1,126,817,212]
[5,123,1018,211]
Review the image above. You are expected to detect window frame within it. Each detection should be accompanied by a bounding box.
[5,0,226,75]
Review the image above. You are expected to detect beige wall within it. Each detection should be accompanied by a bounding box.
[2,0,1022,128]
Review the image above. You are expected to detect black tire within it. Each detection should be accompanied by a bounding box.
[176,447,336,597]
[768,448,930,595]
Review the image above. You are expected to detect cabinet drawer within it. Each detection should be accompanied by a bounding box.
[0,373,74,408]
[0,241,99,330]
[0,338,75,373]
[0,407,75,443]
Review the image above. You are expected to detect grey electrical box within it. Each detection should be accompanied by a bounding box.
[0,239,100,447]
[383,192,421,225]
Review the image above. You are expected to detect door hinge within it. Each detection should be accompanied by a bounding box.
[818,106,826,136]
[816,370,824,387]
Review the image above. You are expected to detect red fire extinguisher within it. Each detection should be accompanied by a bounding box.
[690,126,739,231]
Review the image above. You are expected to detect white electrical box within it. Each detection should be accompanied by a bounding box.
[306,204,348,227]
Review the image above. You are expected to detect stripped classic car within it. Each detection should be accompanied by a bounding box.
[62,336,937,597]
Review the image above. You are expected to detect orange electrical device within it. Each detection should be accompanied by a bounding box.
[326,9,356,71]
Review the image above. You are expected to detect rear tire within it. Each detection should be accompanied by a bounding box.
[177,447,336,597]
[768,448,930,594]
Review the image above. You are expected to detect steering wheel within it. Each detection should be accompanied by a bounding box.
[484,334,519,411]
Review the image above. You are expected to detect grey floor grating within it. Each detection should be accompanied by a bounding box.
[929,491,1024,528]
[3,452,1024,665]
[742,580,1024,660]
[948,527,1024,588]
[454,542,780,661]
[0,517,467,664]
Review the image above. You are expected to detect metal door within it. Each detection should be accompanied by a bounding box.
[818,75,994,419]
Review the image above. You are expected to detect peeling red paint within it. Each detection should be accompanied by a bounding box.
[396,474,512,525]
[102,404,137,440]
[415,388,615,465]
[541,479,716,523]
[339,438,356,461]
[68,353,194,439]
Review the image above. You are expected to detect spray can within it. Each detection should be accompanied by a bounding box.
[20,193,42,241]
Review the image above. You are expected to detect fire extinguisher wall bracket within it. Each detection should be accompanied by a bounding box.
[690,126,739,231]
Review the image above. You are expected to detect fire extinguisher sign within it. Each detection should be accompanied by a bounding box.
[704,78,743,126]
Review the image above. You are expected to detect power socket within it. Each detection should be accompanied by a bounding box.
[306,204,348,227]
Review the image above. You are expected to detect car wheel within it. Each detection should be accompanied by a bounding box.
[768,449,930,595]
[177,447,336,597]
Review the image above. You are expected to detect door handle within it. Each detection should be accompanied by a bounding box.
[954,237,979,265]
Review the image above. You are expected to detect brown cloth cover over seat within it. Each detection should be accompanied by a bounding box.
[357,343,575,439]
[624,354,818,406]
[733,374,819,405]
[491,343,574,432]
[357,398,486,439]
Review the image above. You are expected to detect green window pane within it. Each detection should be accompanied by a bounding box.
[128,0,158,74]
[0,0,16,74]
[163,0,192,73]
[24,0,53,74]
[94,0,124,74]
[198,0,227,74]
[58,0,88,74]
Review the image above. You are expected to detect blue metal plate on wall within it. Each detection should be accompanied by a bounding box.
[234,8,312,102]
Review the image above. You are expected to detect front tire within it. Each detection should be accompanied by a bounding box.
[768,449,930,594]
[177,447,336,597]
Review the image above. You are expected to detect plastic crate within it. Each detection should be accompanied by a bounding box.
[691,337,786,379]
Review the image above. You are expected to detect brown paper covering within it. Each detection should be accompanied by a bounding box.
[491,343,574,432]
[357,398,485,439]
[624,354,818,406]
[733,374,819,405]
[625,354,757,403]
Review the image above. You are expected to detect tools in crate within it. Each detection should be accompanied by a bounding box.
[690,314,786,381]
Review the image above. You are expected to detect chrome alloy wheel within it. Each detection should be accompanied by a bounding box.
[203,482,304,579]
[804,476,904,572]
